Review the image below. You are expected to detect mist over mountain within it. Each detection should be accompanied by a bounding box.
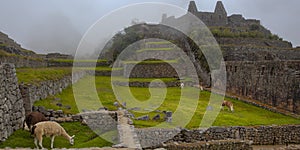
[0,0,299,55]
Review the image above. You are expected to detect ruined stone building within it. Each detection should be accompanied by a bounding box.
[112,1,300,115]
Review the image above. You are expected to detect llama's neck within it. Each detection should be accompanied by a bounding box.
[61,129,71,140]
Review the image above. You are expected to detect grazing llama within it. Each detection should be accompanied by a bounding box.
[222,100,234,112]
[180,82,185,88]
[31,121,75,149]
[23,111,48,130]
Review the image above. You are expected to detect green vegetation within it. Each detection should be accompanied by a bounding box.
[113,76,177,83]
[0,49,13,56]
[136,47,173,53]
[34,76,300,128]
[16,67,72,85]
[82,66,123,71]
[48,59,108,63]
[146,41,172,45]
[0,122,112,149]
[0,43,8,47]
[122,59,179,64]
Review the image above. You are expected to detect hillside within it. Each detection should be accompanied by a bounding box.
[0,32,37,57]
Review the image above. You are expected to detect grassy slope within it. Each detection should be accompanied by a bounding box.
[0,122,112,149]
[16,67,72,85]
[34,76,300,129]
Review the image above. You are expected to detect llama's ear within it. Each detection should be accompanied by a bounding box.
[71,135,75,138]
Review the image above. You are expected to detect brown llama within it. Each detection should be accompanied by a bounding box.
[222,100,234,112]
[23,111,48,130]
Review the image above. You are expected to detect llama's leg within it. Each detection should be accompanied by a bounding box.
[34,137,38,149]
[51,136,55,149]
[37,134,44,149]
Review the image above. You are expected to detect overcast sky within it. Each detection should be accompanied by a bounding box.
[0,0,299,54]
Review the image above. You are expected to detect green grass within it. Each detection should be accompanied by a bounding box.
[16,67,72,85]
[49,59,108,63]
[146,41,172,45]
[79,66,123,71]
[136,47,174,53]
[0,122,112,149]
[113,76,177,82]
[122,59,179,64]
[34,76,300,129]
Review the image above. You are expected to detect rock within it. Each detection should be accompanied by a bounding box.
[112,143,126,148]
[152,114,161,120]
[56,103,63,107]
[129,107,141,111]
[98,107,108,111]
[64,105,71,109]
[206,106,213,111]
[126,112,135,118]
[113,102,119,107]
[38,106,46,112]
[136,115,149,121]
[122,102,127,107]
[164,111,172,117]
[166,117,172,123]
[81,119,87,125]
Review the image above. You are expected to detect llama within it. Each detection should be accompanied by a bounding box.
[193,84,204,91]
[222,100,234,112]
[180,82,185,88]
[31,121,75,149]
[23,111,48,131]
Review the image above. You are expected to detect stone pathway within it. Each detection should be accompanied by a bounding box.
[115,111,142,149]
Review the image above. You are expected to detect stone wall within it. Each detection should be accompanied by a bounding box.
[124,63,184,78]
[136,128,181,148]
[47,61,110,67]
[112,81,195,88]
[163,140,252,150]
[136,125,300,148]
[218,38,292,49]
[171,125,300,145]
[225,61,300,114]
[0,56,47,68]
[0,64,25,141]
[80,111,118,143]
[222,46,300,61]
[134,50,181,61]
[20,71,88,114]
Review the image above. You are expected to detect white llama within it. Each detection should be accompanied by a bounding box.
[31,121,75,149]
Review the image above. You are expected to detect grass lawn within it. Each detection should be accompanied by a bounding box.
[34,76,300,129]
[0,122,112,149]
[16,67,72,85]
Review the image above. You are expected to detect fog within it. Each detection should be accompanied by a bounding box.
[0,0,299,55]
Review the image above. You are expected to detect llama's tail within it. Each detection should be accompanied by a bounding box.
[31,125,37,135]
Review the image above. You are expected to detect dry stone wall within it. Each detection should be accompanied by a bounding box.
[0,63,25,141]
[136,125,300,148]
[0,56,47,68]
[124,63,183,78]
[226,61,300,114]
[20,71,88,114]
